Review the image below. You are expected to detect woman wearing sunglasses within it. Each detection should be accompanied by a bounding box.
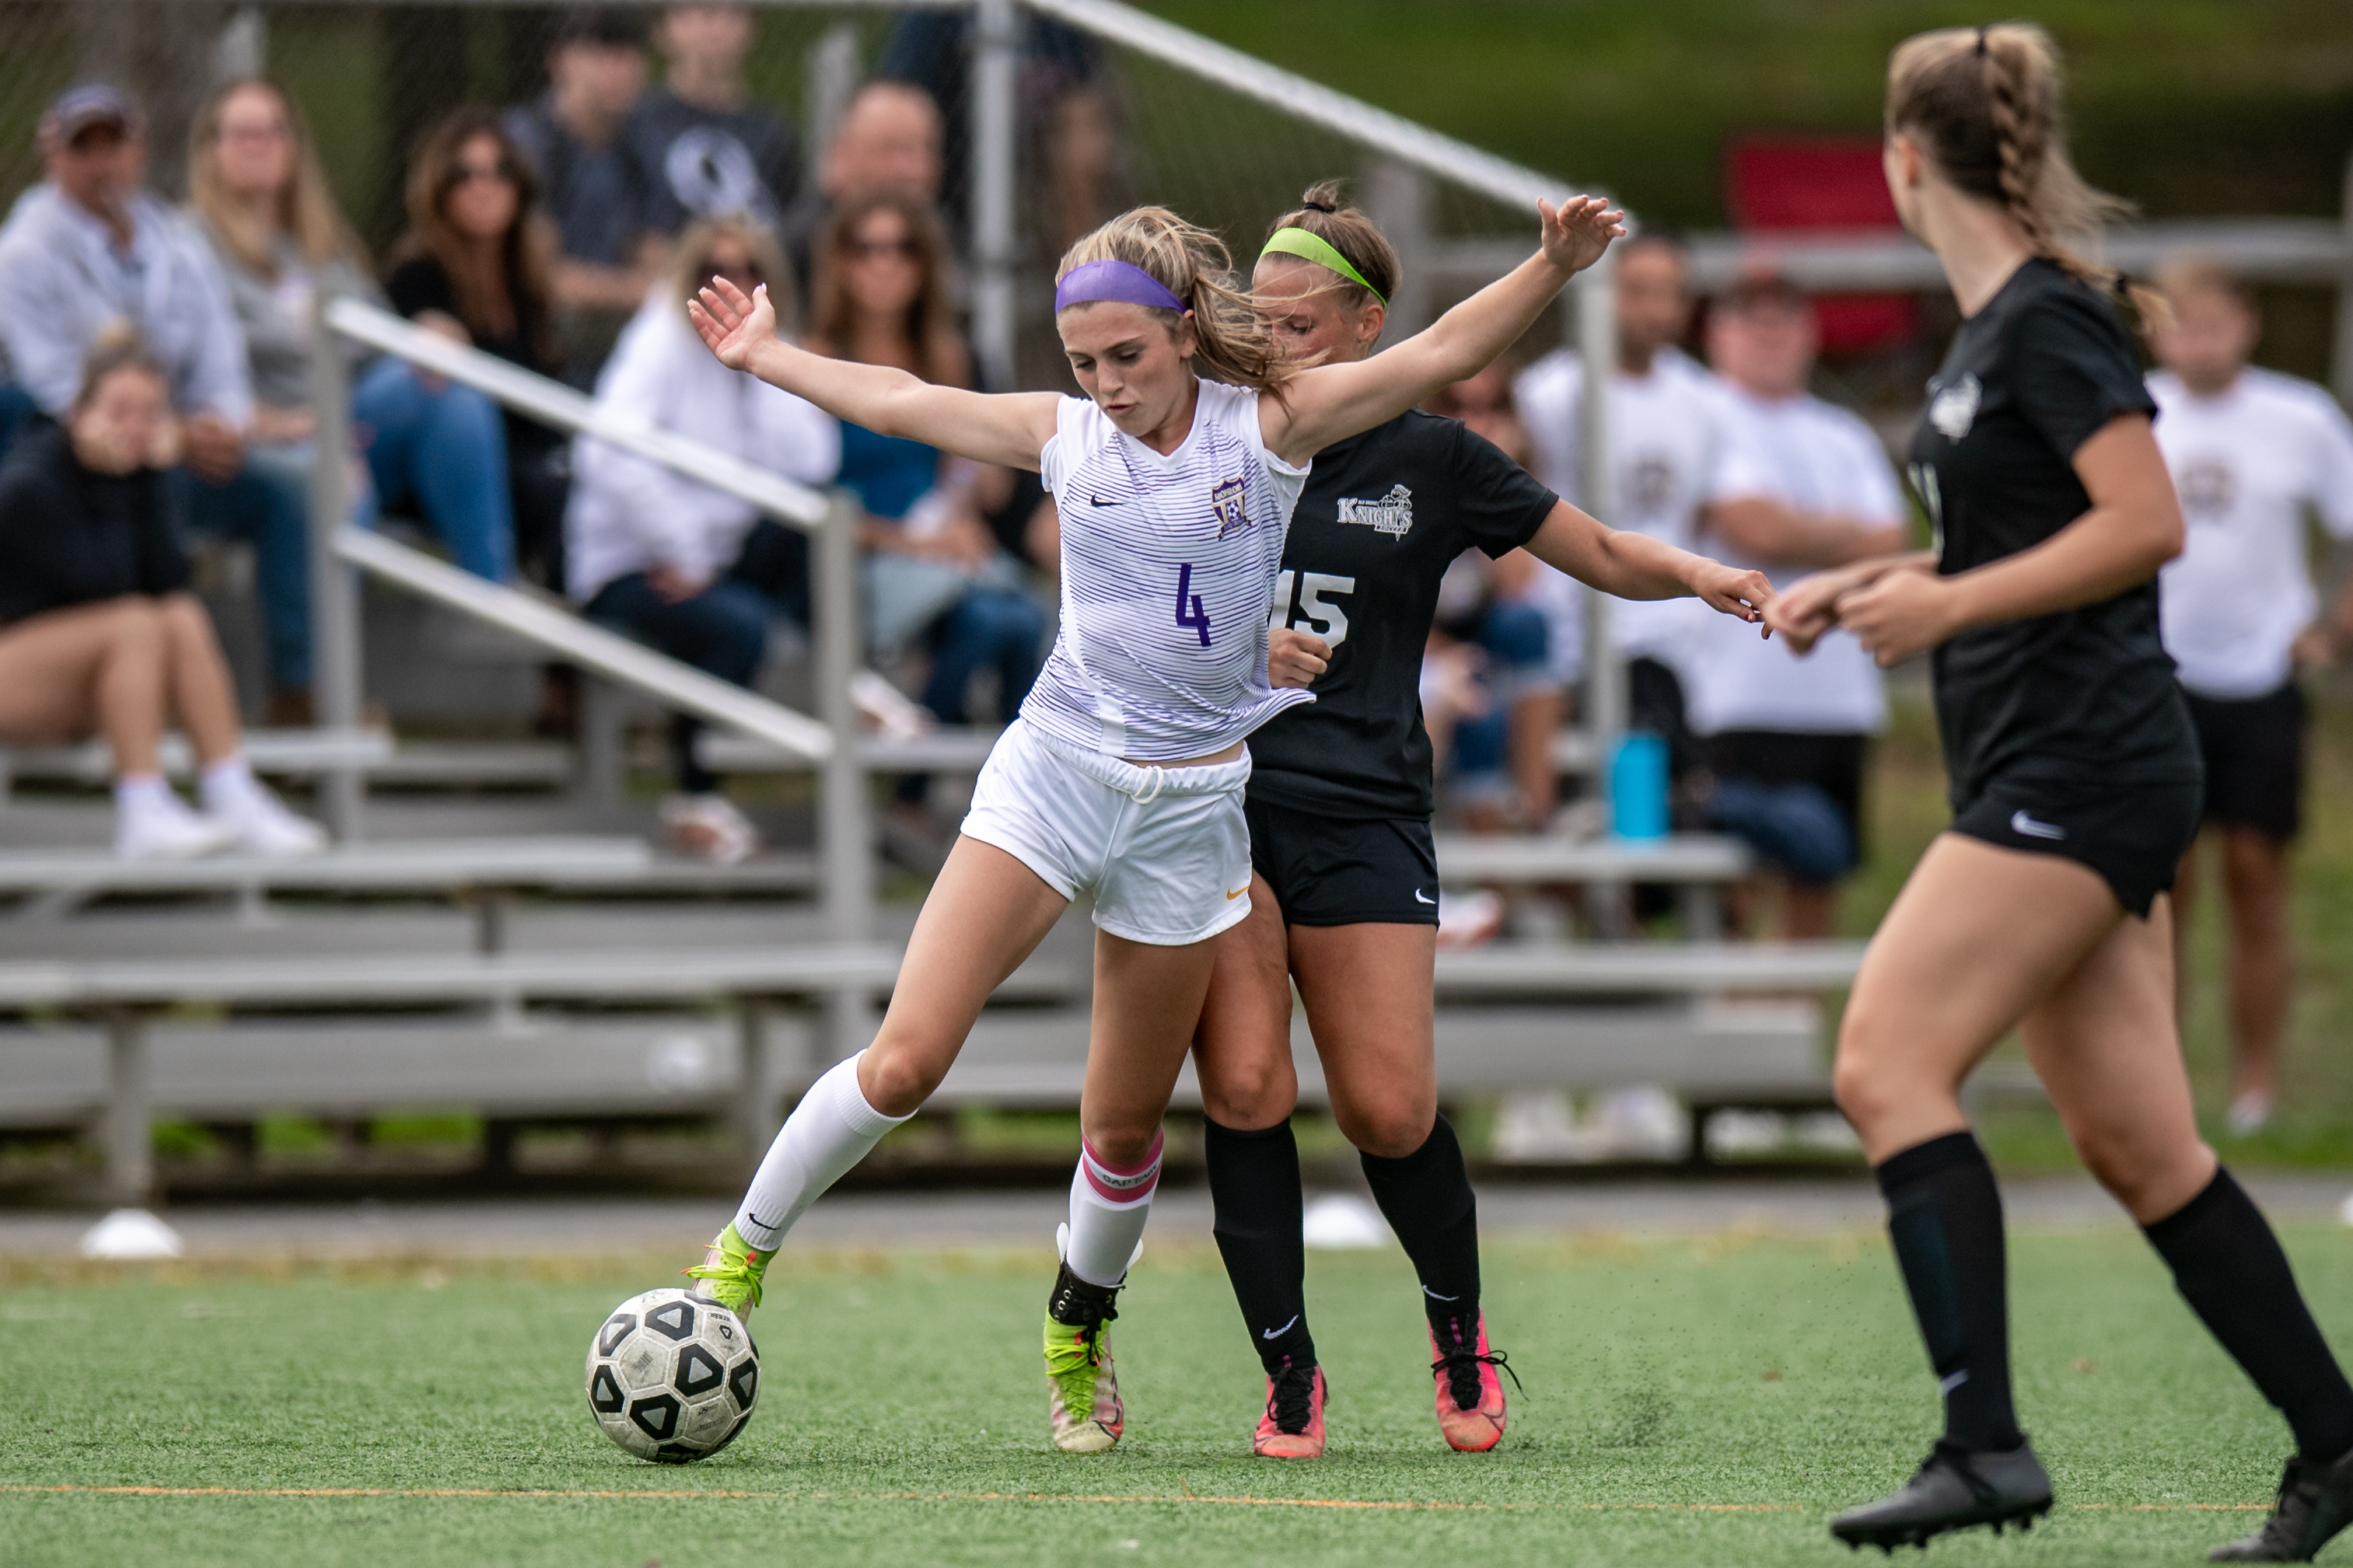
[567,215,840,862]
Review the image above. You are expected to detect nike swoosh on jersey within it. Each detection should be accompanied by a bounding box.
[2009,809,2067,841]
[1261,1315,1301,1340]
[1412,889,1436,905]
[1088,494,1122,507]
[1225,886,1249,899]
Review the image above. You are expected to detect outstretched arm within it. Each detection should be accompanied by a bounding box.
[691,278,1060,472]
[1523,500,1775,628]
[1259,197,1626,467]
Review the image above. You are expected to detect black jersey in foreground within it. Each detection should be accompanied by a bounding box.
[1248,409,1555,819]
[1908,258,2198,803]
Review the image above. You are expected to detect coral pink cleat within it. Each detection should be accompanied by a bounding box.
[1253,1360,1327,1459]
[1428,1312,1517,1452]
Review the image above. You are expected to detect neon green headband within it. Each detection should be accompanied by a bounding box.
[1260,226,1387,307]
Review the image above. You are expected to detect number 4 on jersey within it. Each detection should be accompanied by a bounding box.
[1175,564,1211,647]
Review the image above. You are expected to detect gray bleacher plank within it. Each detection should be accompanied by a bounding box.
[0,837,650,894]
[1433,833,1751,883]
[1,728,392,784]
[699,728,1005,773]
[1433,941,1866,994]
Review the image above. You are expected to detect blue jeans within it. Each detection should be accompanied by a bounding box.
[179,449,315,693]
[921,586,1045,723]
[1449,599,1551,792]
[351,358,516,582]
[0,380,33,463]
[585,520,807,794]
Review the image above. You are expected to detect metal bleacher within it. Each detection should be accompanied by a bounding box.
[0,0,1911,1203]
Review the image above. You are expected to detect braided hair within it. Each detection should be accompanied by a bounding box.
[1886,23,2165,329]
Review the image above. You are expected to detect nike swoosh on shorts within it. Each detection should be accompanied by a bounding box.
[1413,889,1436,905]
[2009,809,2067,841]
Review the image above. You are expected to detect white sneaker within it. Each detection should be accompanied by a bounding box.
[117,794,238,860]
[212,792,329,857]
[2226,1091,2274,1138]
[659,794,760,865]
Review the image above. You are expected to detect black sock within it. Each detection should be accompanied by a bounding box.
[1359,1115,1481,1330]
[1876,1131,2023,1453]
[2142,1167,2353,1463]
[1204,1116,1315,1375]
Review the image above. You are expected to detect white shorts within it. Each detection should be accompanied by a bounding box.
[960,718,1254,945]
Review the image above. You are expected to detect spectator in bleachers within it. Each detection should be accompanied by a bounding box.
[0,335,324,857]
[807,189,1044,738]
[778,79,945,295]
[0,83,316,721]
[1688,268,1906,940]
[1516,232,1727,791]
[568,216,839,863]
[380,107,568,591]
[502,6,661,387]
[629,4,798,242]
[2150,256,2353,1134]
[1424,365,1565,832]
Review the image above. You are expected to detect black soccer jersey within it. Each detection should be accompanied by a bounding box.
[1247,409,1556,819]
[1907,258,2199,804]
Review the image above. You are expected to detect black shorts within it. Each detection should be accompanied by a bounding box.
[1244,794,1439,927]
[1949,772,2203,918]
[2182,682,2304,840]
[1701,730,1869,850]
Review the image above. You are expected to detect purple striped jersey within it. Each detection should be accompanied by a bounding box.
[1024,380,1316,760]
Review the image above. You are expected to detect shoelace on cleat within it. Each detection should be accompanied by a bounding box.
[1046,1315,1111,1378]
[1267,1364,1319,1436]
[1921,1441,2001,1507]
[1431,1343,1521,1412]
[682,1255,764,1311]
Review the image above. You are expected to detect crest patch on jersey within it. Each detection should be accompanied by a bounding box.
[1336,484,1414,539]
[2176,458,2234,519]
[1210,476,1250,538]
[1928,372,1983,442]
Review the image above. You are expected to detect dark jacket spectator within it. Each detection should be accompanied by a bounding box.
[629,4,799,237]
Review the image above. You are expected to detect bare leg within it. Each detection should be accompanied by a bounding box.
[2218,826,2293,1110]
[1191,872,1299,1132]
[1082,927,1222,1167]
[1290,922,1439,1158]
[156,592,244,767]
[856,835,1071,1115]
[0,598,167,777]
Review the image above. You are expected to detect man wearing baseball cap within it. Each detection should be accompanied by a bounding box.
[0,82,318,712]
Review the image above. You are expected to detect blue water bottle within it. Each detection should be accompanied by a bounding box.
[1609,730,1670,841]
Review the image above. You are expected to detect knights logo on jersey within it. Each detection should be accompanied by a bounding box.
[1210,476,1250,538]
[2177,458,2234,521]
[1337,484,1414,539]
[1928,372,1983,442]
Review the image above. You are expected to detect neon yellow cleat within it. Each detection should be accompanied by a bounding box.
[1044,1263,1124,1453]
[683,1222,771,1317]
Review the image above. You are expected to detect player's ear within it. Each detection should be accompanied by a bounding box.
[1170,311,1199,364]
[1355,300,1386,351]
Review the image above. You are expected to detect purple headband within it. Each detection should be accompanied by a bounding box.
[1054,258,1187,315]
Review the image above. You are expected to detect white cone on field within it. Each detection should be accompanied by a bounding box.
[80,1208,184,1259]
[1302,1193,1388,1250]
[2339,1189,2353,1229]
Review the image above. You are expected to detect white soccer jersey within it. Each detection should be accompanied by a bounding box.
[2152,368,2353,699]
[1024,379,1313,760]
[1514,347,1727,672]
[1684,384,1902,736]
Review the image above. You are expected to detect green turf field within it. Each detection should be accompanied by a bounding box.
[6,1224,2350,1567]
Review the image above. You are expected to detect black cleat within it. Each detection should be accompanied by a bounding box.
[2208,1448,2353,1562]
[1830,1439,2054,1552]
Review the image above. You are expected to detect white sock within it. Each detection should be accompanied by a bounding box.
[1064,1130,1163,1287]
[731,1052,911,1252]
[116,774,176,815]
[198,755,263,815]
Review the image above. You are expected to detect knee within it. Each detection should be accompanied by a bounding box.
[2071,1119,2210,1213]
[1079,1119,1163,1170]
[102,596,167,655]
[857,1039,946,1119]
[1200,1056,1297,1132]
[155,592,214,645]
[1335,1090,1435,1161]
[1830,1014,1914,1134]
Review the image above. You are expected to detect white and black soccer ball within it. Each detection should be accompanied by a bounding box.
[586,1287,759,1463]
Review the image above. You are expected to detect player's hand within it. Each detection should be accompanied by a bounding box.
[1268,628,1330,689]
[1833,567,1962,667]
[1688,560,1775,635]
[690,277,777,372]
[1537,195,1628,277]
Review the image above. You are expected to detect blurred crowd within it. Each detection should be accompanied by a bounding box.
[0,0,2344,1102]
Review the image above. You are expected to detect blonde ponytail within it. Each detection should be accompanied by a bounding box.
[1056,207,1291,393]
[1888,23,2166,330]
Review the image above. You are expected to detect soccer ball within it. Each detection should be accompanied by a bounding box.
[585,1287,759,1463]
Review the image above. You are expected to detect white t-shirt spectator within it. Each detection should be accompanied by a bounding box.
[1683,385,1902,736]
[2151,367,2353,699]
[1515,346,1725,679]
[566,295,841,602]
